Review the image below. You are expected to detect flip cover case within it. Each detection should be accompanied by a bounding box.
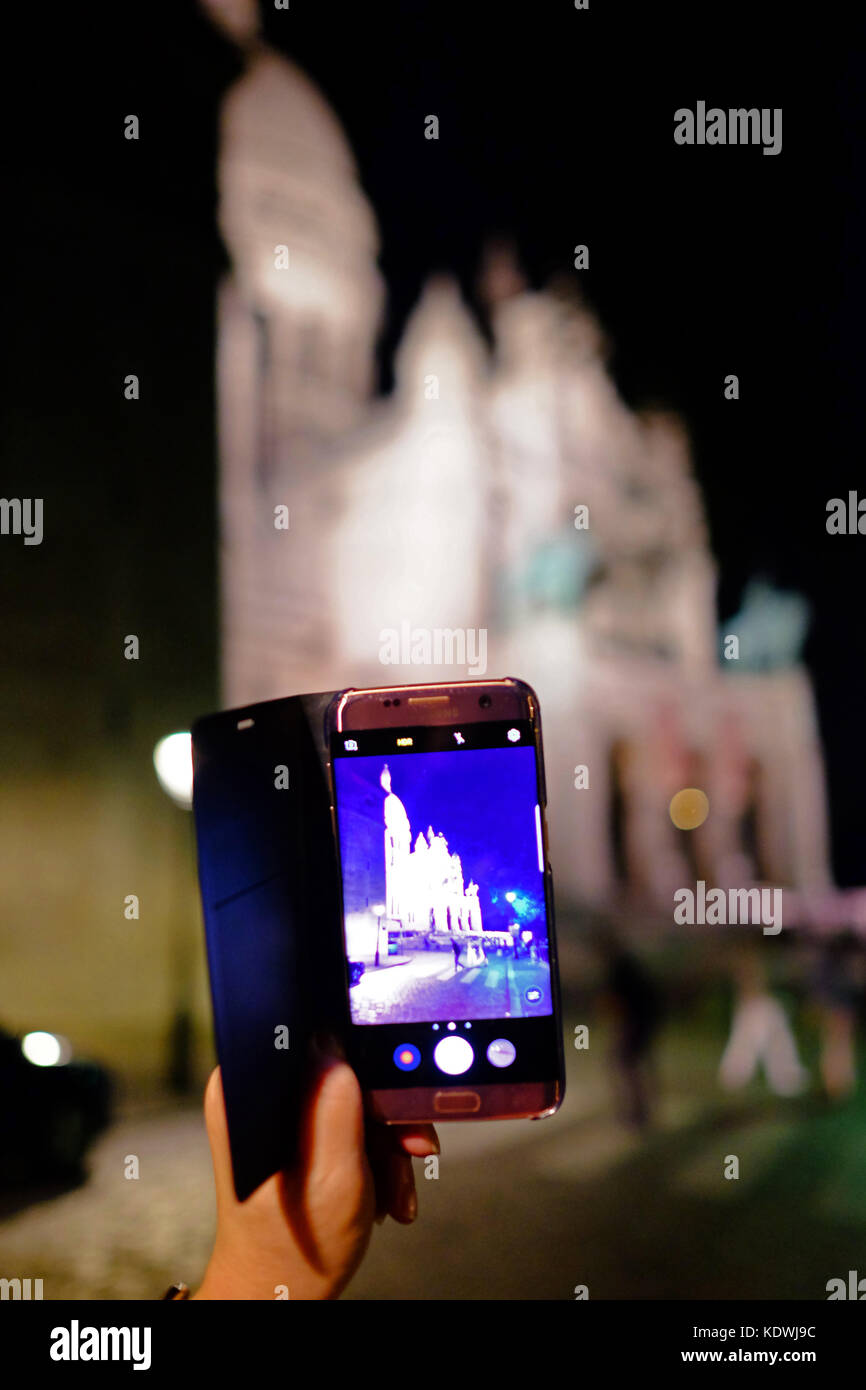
[191,690,348,1201]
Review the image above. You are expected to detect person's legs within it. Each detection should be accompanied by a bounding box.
[623,1052,650,1127]
[762,999,808,1096]
[820,1006,856,1100]
[719,999,766,1089]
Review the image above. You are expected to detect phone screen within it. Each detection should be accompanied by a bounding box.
[331,719,553,1039]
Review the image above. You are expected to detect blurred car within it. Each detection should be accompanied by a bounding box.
[0,1025,112,1181]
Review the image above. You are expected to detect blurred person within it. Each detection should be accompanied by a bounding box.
[810,932,861,1101]
[187,1037,439,1300]
[719,946,807,1096]
[599,937,663,1129]
[451,934,462,973]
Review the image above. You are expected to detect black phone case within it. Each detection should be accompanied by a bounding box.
[191,690,348,1201]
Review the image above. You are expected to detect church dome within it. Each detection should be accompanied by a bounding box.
[221,47,359,184]
[394,277,488,400]
[202,0,356,178]
[214,34,382,327]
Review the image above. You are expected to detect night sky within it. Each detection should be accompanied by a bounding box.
[2,1,863,881]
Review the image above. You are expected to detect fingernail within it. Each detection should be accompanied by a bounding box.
[402,1188,418,1222]
[408,1137,439,1157]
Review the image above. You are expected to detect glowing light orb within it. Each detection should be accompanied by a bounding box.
[153,732,193,809]
[21,1031,71,1066]
[669,787,710,830]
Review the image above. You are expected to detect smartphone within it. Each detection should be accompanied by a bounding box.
[326,677,565,1123]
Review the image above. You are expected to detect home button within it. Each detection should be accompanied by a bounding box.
[434,1090,481,1114]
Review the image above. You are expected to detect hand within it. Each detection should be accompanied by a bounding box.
[192,1045,439,1300]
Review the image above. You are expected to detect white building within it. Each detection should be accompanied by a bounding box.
[206,4,833,913]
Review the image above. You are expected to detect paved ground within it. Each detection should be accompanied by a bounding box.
[0,1103,215,1301]
[350,947,551,1024]
[2,1001,865,1300]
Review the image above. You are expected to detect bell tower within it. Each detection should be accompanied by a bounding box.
[202,0,384,702]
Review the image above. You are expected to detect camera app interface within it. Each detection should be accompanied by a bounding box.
[332,724,552,1026]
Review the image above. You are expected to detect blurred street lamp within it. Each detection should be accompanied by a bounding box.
[153,731,195,1094]
[21,1031,72,1067]
[153,732,193,809]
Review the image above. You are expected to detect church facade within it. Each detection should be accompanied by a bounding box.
[210,20,832,916]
